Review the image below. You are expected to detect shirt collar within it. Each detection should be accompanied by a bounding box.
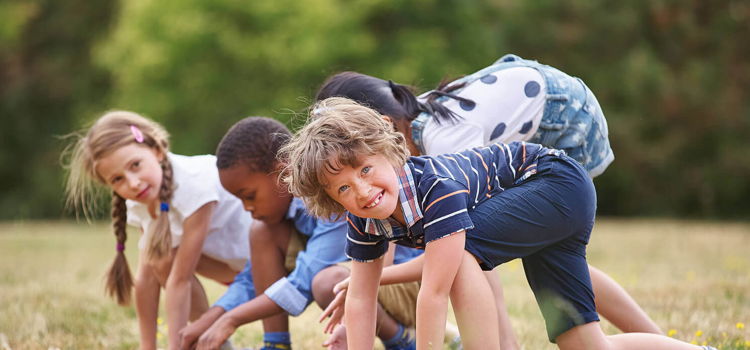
[285,197,305,220]
[363,162,423,236]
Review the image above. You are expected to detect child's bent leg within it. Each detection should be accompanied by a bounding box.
[452,252,500,350]
[484,270,521,350]
[588,264,662,334]
[556,322,704,350]
[144,251,210,321]
[195,254,242,285]
[250,220,292,334]
[188,274,209,321]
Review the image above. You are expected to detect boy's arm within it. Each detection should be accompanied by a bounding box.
[264,219,347,316]
[345,258,384,349]
[331,254,424,294]
[417,231,466,349]
[198,220,348,349]
[179,306,224,350]
[381,253,424,285]
[196,295,284,350]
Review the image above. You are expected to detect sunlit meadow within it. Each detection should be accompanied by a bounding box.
[0,219,748,349]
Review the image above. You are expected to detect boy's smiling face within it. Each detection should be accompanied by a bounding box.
[323,154,401,221]
[219,163,293,224]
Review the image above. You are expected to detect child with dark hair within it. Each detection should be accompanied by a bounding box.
[281,97,716,350]
[180,117,423,350]
[315,55,660,349]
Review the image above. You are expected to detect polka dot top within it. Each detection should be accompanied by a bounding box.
[416,66,546,156]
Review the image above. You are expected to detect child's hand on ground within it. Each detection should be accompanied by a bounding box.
[319,288,347,334]
[322,324,347,349]
[196,316,236,350]
[179,318,210,350]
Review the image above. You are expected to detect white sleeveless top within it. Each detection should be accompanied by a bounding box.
[127,153,251,271]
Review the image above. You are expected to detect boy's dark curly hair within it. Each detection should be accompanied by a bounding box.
[216,116,291,173]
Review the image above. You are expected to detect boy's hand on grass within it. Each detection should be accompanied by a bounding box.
[178,320,206,350]
[179,307,225,350]
[318,288,347,334]
[196,316,236,350]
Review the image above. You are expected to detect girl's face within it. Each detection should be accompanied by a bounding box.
[96,143,164,205]
[323,154,401,221]
[219,163,293,225]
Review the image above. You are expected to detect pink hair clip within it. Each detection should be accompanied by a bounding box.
[130,125,144,143]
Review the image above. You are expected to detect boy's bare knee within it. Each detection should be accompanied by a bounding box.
[312,265,350,307]
[250,220,275,244]
[250,220,292,252]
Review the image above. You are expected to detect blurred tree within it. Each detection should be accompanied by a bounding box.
[95,0,507,153]
[1,0,747,219]
[0,0,115,218]
[490,0,750,217]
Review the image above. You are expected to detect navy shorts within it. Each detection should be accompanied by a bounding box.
[464,154,599,342]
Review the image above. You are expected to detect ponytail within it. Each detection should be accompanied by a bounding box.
[64,110,174,305]
[418,78,470,126]
[105,193,134,305]
[145,157,174,260]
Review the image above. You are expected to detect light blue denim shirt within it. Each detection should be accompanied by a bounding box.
[213,261,255,311]
[213,197,423,315]
[264,197,348,315]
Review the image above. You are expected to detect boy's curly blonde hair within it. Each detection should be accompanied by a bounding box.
[280,97,409,218]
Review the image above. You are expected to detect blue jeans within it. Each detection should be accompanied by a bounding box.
[470,54,615,177]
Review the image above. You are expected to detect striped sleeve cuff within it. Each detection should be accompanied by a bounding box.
[264,277,308,316]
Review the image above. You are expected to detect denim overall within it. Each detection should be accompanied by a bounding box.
[412,54,614,177]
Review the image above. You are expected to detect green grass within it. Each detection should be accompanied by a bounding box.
[1,219,749,349]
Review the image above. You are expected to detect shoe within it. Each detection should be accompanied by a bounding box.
[219,340,235,350]
[260,342,291,350]
[384,327,416,350]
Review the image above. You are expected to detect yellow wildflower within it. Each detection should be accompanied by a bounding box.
[737,322,745,329]
[694,330,703,337]
[667,329,677,337]
[157,317,164,325]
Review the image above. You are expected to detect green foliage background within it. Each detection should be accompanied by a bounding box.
[1,0,748,219]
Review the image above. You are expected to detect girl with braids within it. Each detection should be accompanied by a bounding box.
[65,110,252,350]
[315,54,660,349]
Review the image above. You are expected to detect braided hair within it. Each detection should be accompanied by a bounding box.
[64,110,174,305]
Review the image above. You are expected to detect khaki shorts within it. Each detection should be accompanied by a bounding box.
[284,231,419,327]
[284,228,308,273]
[338,261,419,328]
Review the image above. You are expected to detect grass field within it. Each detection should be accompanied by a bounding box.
[0,219,748,349]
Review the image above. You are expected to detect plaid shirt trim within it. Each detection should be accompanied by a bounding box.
[363,163,423,237]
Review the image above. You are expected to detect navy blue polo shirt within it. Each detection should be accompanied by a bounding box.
[346,141,562,262]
